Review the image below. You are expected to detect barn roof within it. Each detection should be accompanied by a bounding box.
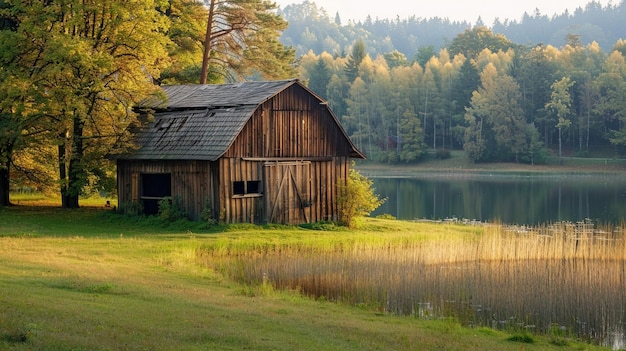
[121,80,364,161]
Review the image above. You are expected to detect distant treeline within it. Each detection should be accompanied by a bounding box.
[278,0,624,57]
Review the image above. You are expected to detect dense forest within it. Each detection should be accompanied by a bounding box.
[280,1,626,163]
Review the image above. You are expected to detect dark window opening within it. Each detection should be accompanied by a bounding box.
[233,181,245,196]
[141,173,171,215]
[247,181,261,194]
[232,180,262,197]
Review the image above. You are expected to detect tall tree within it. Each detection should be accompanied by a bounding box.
[0,3,25,206]
[465,64,529,162]
[344,39,366,82]
[546,77,575,162]
[200,0,297,84]
[308,56,332,99]
[447,26,514,60]
[399,109,426,162]
[450,57,480,147]
[514,44,559,145]
[4,0,171,208]
[594,51,626,156]
[159,0,208,84]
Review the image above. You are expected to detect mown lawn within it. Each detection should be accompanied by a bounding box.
[0,204,612,350]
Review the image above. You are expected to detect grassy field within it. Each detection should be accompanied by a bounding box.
[0,203,614,350]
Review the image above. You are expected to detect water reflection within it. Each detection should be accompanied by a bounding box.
[371,174,626,225]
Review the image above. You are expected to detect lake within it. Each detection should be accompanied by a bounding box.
[371,173,626,225]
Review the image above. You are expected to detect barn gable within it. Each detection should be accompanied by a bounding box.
[117,79,363,224]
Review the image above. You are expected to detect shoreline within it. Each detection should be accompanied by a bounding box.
[355,157,626,178]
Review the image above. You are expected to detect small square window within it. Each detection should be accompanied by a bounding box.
[233,181,245,196]
[247,181,261,194]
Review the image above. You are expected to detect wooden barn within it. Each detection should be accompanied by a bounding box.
[116,79,364,224]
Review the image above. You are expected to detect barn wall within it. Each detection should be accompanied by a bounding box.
[218,156,351,225]
[219,84,356,224]
[224,85,354,159]
[217,158,264,224]
[116,156,350,225]
[116,159,215,220]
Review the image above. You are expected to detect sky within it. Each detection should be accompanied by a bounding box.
[274,0,613,25]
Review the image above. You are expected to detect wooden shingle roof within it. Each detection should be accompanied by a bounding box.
[123,80,298,161]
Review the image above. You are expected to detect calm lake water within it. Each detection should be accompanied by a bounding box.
[371,174,626,225]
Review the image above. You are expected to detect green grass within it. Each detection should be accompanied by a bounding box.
[0,205,612,350]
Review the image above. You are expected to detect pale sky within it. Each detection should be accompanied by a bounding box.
[275,0,614,25]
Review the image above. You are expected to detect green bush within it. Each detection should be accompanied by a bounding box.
[506,332,535,344]
[158,196,188,222]
[336,168,385,228]
[435,148,451,160]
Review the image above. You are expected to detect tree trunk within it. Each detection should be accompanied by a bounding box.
[59,134,69,208]
[558,127,563,165]
[200,0,216,84]
[59,114,84,209]
[0,159,11,207]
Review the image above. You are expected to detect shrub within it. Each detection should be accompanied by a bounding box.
[336,168,385,228]
[200,199,218,225]
[506,332,535,344]
[158,196,187,222]
[435,148,451,160]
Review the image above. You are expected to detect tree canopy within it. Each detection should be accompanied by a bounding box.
[1,0,297,206]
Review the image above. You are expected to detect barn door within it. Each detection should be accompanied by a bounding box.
[263,161,311,224]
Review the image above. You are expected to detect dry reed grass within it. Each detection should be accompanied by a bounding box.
[199,221,626,346]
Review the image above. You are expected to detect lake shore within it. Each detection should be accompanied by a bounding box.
[356,153,626,178]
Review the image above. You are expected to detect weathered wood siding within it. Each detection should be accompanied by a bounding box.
[216,156,350,225]
[117,159,215,220]
[217,158,264,223]
[217,85,353,224]
[224,84,354,159]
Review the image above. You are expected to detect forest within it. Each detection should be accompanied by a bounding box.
[282,1,626,163]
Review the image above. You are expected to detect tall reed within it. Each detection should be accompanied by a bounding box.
[198,222,626,346]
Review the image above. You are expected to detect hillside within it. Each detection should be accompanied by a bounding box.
[278,0,625,57]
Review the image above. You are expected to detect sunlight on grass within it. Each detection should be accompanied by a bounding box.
[9,192,117,208]
[0,207,615,350]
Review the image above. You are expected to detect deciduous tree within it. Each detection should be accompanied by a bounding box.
[594,51,626,155]
[4,0,171,208]
[546,77,575,162]
[465,64,529,162]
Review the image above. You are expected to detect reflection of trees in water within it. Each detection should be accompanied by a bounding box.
[372,176,626,225]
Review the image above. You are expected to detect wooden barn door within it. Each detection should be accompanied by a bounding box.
[263,161,311,224]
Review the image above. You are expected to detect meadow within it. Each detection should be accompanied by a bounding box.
[0,200,620,350]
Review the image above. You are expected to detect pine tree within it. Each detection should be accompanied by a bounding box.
[200,0,297,83]
[344,39,366,82]
[308,57,332,99]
